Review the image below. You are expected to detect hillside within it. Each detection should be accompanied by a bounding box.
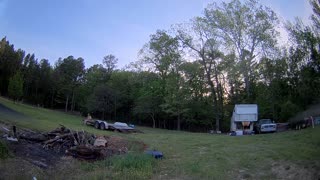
[0,97,319,179]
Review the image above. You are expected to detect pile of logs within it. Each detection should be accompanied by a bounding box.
[18,125,129,160]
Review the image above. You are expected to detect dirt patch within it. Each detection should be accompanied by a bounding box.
[271,161,320,180]
[0,154,82,179]
[0,125,71,170]
[5,140,62,168]
[106,136,129,152]
[231,160,320,180]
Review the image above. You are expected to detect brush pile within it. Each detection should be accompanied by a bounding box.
[17,125,130,160]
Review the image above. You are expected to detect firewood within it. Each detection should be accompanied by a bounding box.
[43,133,74,145]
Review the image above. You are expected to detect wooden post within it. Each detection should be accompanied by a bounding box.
[310,116,315,128]
[12,125,16,138]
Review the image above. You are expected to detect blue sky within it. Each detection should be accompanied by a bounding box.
[0,0,312,68]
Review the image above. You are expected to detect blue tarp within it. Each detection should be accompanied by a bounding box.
[145,150,163,159]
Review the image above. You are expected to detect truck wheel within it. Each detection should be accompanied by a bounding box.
[94,121,100,129]
[100,123,105,130]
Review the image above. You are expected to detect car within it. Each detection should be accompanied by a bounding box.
[255,119,277,134]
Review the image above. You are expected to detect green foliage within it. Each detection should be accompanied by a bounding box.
[140,30,181,78]
[54,56,85,112]
[133,76,162,128]
[86,85,115,120]
[0,37,23,96]
[8,71,23,100]
[311,0,320,30]
[204,0,279,102]
[103,54,118,75]
[280,101,301,121]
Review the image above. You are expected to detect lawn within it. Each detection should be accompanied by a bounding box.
[0,96,319,179]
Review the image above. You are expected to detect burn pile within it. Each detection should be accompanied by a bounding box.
[17,125,131,160]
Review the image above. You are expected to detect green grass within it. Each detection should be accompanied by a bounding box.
[64,153,155,180]
[0,96,320,179]
[0,97,116,135]
[111,153,155,179]
[0,141,9,159]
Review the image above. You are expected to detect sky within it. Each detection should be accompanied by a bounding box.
[0,0,313,68]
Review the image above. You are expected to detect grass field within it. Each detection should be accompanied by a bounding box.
[0,96,319,179]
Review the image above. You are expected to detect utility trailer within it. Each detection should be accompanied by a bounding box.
[230,104,258,135]
[84,119,142,133]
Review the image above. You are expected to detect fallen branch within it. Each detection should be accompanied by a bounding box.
[44,133,74,145]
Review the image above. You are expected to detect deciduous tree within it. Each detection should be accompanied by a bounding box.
[8,71,23,101]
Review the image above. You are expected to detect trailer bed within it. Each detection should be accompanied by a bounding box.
[84,119,142,133]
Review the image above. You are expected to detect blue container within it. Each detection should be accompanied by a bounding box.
[145,150,163,159]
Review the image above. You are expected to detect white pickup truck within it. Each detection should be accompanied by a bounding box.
[255,119,277,133]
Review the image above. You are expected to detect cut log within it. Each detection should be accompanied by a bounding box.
[19,133,47,142]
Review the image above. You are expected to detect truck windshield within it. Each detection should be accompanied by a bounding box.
[260,119,272,124]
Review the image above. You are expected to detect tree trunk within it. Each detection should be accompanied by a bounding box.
[35,86,38,105]
[213,65,224,131]
[200,53,220,132]
[51,90,54,108]
[151,113,155,128]
[65,95,69,112]
[215,114,220,132]
[244,76,250,102]
[206,73,220,131]
[114,97,117,121]
[70,91,74,112]
[177,113,181,131]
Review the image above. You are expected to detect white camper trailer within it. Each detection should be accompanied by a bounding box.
[230,104,258,134]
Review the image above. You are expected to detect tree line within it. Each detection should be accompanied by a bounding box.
[0,0,319,132]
